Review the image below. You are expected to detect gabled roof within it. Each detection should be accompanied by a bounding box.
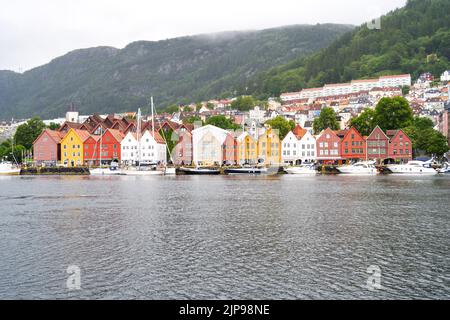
[105,129,125,143]
[59,121,84,132]
[62,128,91,142]
[85,134,101,143]
[292,124,307,140]
[367,125,390,140]
[33,129,64,145]
[142,129,165,144]
[342,127,364,141]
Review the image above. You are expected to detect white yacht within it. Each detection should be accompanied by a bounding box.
[438,162,450,174]
[337,161,378,175]
[284,164,317,175]
[387,160,438,175]
[0,162,20,175]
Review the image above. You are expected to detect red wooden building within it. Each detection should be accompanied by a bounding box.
[33,129,63,165]
[366,126,390,163]
[222,133,238,165]
[83,129,124,165]
[83,135,101,166]
[316,128,342,164]
[387,129,413,163]
[172,130,193,166]
[341,127,366,162]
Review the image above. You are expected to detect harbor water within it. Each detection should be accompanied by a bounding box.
[0,175,449,299]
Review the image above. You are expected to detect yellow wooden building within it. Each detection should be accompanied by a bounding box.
[236,131,258,165]
[60,128,90,167]
[257,126,281,166]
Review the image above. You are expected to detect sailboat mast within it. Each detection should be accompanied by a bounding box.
[99,127,102,166]
[137,108,141,168]
[151,96,155,139]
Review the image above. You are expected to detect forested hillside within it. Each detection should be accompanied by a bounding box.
[244,0,450,98]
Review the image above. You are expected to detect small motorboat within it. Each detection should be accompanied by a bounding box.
[387,160,438,175]
[284,164,317,175]
[224,166,268,175]
[0,162,20,175]
[438,162,450,174]
[337,161,378,175]
[177,167,221,175]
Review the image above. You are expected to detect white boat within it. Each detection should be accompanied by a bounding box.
[337,161,378,175]
[387,160,438,175]
[0,162,20,175]
[438,162,450,174]
[284,164,317,175]
[164,167,176,175]
[90,167,124,176]
[123,165,164,176]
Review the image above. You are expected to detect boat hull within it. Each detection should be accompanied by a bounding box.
[164,167,176,175]
[0,169,20,175]
[337,167,378,175]
[90,168,125,176]
[224,168,268,175]
[177,167,220,175]
[122,170,164,176]
[387,166,437,175]
[284,166,317,175]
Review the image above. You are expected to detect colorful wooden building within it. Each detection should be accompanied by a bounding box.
[257,126,281,166]
[236,131,258,165]
[316,128,341,164]
[340,127,366,162]
[61,129,90,167]
[366,126,390,163]
[387,129,413,163]
[33,129,63,165]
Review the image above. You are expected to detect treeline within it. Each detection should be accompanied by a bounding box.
[243,0,450,99]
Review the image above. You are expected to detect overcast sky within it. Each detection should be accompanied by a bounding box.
[0,0,407,72]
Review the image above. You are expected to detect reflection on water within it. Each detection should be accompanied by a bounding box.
[0,175,449,299]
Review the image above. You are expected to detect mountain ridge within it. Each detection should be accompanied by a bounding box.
[0,23,353,119]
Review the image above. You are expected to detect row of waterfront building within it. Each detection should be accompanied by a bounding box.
[32,112,413,167]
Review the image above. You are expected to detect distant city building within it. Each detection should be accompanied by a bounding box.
[440,70,450,82]
[280,74,411,102]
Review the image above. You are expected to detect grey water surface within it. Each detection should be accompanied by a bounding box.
[0,174,448,299]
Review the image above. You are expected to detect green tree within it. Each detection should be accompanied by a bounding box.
[411,127,449,157]
[412,116,434,131]
[374,97,413,131]
[349,108,376,137]
[48,122,61,130]
[206,115,239,130]
[265,116,296,140]
[183,115,203,125]
[403,117,449,157]
[231,96,256,111]
[14,117,46,149]
[163,104,179,114]
[0,139,25,163]
[313,107,339,134]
